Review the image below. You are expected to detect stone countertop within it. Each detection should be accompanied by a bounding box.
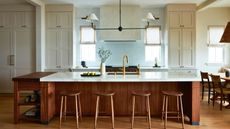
[40,71,200,82]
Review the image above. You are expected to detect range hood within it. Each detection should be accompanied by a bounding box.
[99,5,141,42]
[220,22,230,43]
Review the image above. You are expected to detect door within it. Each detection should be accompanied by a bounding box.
[169,11,181,28]
[181,11,194,28]
[0,29,13,93]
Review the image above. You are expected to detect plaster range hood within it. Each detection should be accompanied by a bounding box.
[99,5,141,42]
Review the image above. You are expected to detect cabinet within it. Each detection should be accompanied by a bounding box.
[168,11,194,28]
[167,4,196,68]
[45,6,73,70]
[0,11,35,93]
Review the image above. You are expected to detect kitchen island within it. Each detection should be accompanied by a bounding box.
[13,71,200,125]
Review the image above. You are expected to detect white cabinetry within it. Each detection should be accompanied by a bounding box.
[45,5,74,70]
[167,4,196,68]
[0,8,35,93]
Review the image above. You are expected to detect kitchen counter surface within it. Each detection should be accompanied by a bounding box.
[40,71,200,82]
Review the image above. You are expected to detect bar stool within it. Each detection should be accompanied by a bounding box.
[94,91,115,129]
[59,91,82,129]
[131,91,151,129]
[161,91,184,129]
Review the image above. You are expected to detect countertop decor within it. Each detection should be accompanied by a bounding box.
[98,47,112,75]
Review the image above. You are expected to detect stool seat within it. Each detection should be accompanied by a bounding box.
[162,91,183,96]
[95,91,115,96]
[60,91,80,96]
[131,91,151,96]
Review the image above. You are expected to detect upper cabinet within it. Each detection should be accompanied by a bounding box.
[168,11,194,28]
[14,12,35,28]
[166,4,196,68]
[46,12,72,29]
[0,12,12,28]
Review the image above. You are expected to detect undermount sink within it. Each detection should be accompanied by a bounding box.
[107,72,139,75]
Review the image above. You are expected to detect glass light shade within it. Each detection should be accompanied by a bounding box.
[87,13,99,21]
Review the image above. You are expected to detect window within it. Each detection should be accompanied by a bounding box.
[145,26,161,63]
[80,26,96,61]
[207,26,224,64]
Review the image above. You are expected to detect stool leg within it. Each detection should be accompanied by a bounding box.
[164,96,168,129]
[78,94,82,120]
[162,95,165,121]
[64,96,67,120]
[146,96,148,122]
[131,96,135,129]
[59,96,64,129]
[111,96,115,129]
[94,96,100,129]
[75,95,79,129]
[180,96,185,129]
[147,96,151,129]
[177,96,180,121]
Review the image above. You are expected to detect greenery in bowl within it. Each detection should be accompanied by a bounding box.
[98,47,112,63]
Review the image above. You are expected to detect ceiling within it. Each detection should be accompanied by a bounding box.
[0,0,229,8]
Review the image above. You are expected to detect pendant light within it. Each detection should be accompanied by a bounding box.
[220,22,230,43]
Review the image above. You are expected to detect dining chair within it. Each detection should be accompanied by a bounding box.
[200,71,212,104]
[210,74,230,110]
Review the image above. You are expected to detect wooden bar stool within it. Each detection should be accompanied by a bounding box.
[161,91,184,129]
[94,91,115,129]
[131,91,151,129]
[59,91,82,129]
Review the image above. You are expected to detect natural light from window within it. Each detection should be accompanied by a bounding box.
[208,26,224,64]
[81,27,95,43]
[146,27,160,44]
[145,46,161,62]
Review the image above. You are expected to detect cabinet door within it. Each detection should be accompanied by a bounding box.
[58,12,72,29]
[181,11,194,28]
[0,29,13,93]
[0,12,12,28]
[169,12,181,28]
[14,12,35,28]
[46,13,59,28]
[46,29,59,69]
[169,29,181,67]
[13,29,36,76]
[181,28,194,67]
[59,29,72,68]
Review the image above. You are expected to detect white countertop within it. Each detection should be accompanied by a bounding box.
[40,72,200,82]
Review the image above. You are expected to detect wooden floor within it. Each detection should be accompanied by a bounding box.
[1,94,230,129]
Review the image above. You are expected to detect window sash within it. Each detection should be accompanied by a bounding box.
[80,44,96,61]
[145,26,161,45]
[207,26,224,45]
[145,45,161,62]
[208,46,224,64]
[80,26,96,44]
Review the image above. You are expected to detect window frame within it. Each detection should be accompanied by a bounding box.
[207,25,225,64]
[144,26,162,63]
[80,26,96,62]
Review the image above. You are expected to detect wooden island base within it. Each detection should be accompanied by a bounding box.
[14,73,200,125]
[52,82,200,125]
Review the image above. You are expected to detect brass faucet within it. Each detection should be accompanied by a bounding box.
[122,55,128,76]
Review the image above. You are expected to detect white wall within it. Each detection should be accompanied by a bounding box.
[196,7,230,73]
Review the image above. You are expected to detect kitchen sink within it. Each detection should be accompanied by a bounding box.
[107,72,139,75]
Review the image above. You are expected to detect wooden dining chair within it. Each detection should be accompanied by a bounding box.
[210,74,230,110]
[200,71,212,104]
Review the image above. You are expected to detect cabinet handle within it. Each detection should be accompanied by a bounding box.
[180,25,184,27]
[9,55,15,66]
[21,25,26,28]
[0,25,4,28]
[56,66,61,68]
[56,25,61,28]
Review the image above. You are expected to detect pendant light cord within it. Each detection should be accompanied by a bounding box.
[119,0,121,27]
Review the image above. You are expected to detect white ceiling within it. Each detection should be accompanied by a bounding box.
[0,0,229,8]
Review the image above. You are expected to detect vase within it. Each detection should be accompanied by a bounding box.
[100,62,106,75]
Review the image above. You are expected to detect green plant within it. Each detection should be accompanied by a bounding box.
[98,47,112,63]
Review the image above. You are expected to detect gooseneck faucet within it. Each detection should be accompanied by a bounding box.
[122,55,128,76]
